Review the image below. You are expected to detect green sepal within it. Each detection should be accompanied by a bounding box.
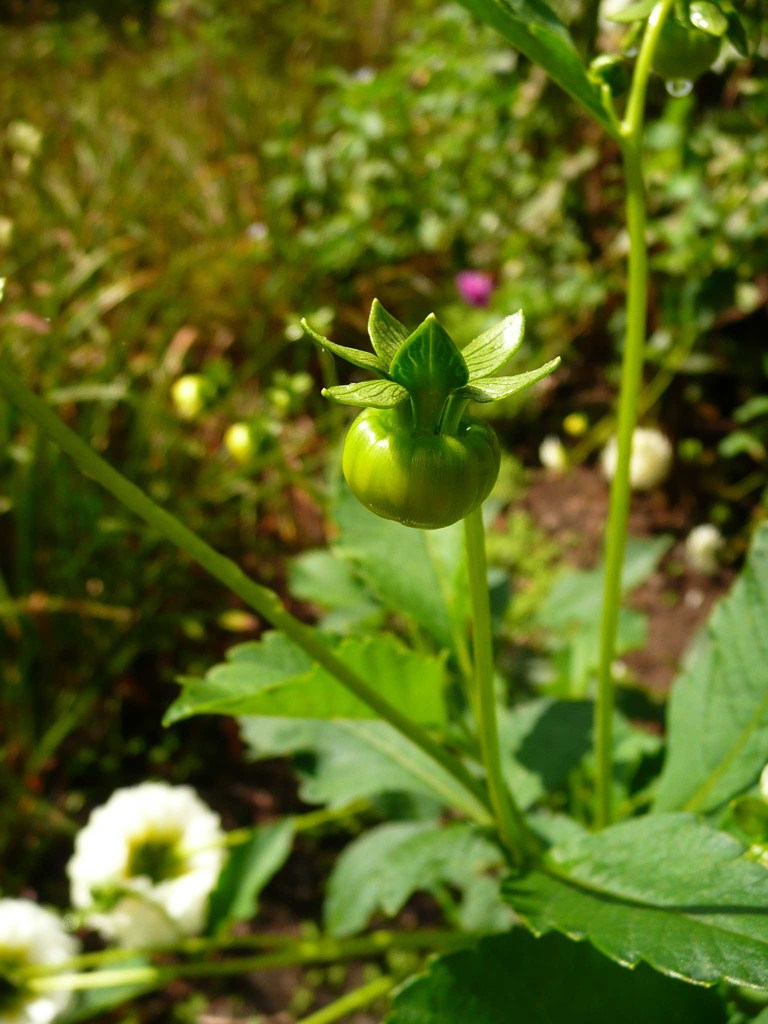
[301,318,387,375]
[322,379,409,409]
[390,314,469,394]
[368,299,409,366]
[461,311,525,380]
[607,0,655,22]
[689,0,728,36]
[456,357,560,403]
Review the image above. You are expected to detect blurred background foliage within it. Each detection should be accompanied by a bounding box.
[0,0,766,892]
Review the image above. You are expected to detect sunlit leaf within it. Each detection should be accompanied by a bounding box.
[454,0,619,136]
[504,814,768,989]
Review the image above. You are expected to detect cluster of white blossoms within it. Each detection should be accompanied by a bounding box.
[67,782,225,948]
[0,899,78,1024]
[601,427,673,492]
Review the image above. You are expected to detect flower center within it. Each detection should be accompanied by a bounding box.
[126,831,184,884]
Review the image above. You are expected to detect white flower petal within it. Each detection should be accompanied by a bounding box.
[0,899,78,1024]
[67,782,225,947]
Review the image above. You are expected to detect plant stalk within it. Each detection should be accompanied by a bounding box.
[0,360,491,825]
[594,0,675,828]
[463,506,534,864]
[25,930,468,994]
[296,975,395,1024]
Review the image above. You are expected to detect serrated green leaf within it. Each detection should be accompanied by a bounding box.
[461,312,525,380]
[503,814,768,989]
[324,822,505,936]
[387,930,727,1024]
[322,378,408,408]
[499,699,594,809]
[168,632,448,726]
[332,486,460,649]
[654,524,768,814]
[607,0,656,22]
[456,358,560,403]
[207,820,294,934]
[368,299,409,365]
[240,717,487,821]
[288,549,382,633]
[690,1,729,37]
[302,318,387,374]
[389,315,468,428]
[539,534,672,632]
[455,0,619,137]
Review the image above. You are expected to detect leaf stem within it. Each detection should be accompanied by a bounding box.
[25,930,469,994]
[0,360,491,826]
[296,975,395,1024]
[594,0,674,829]
[463,506,535,864]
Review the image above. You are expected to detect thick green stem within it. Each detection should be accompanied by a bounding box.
[594,0,674,829]
[296,975,395,1024]
[463,507,533,864]
[26,930,468,995]
[0,360,490,825]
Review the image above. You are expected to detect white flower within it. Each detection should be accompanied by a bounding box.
[0,898,78,1024]
[539,435,568,472]
[684,524,724,575]
[601,428,673,491]
[760,763,768,801]
[67,782,225,947]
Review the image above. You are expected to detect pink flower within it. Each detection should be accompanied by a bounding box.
[455,270,495,308]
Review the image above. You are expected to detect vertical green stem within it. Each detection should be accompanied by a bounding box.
[0,360,491,825]
[464,506,532,864]
[594,0,674,828]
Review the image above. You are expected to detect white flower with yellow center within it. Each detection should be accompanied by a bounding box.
[0,898,78,1024]
[601,427,672,492]
[67,782,225,947]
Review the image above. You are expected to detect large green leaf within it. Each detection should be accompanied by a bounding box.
[503,814,768,989]
[288,549,382,634]
[206,820,295,934]
[454,0,618,137]
[324,822,507,936]
[332,486,462,649]
[239,717,488,822]
[499,698,593,808]
[167,632,447,726]
[387,930,726,1024]
[538,535,671,695]
[655,524,768,814]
